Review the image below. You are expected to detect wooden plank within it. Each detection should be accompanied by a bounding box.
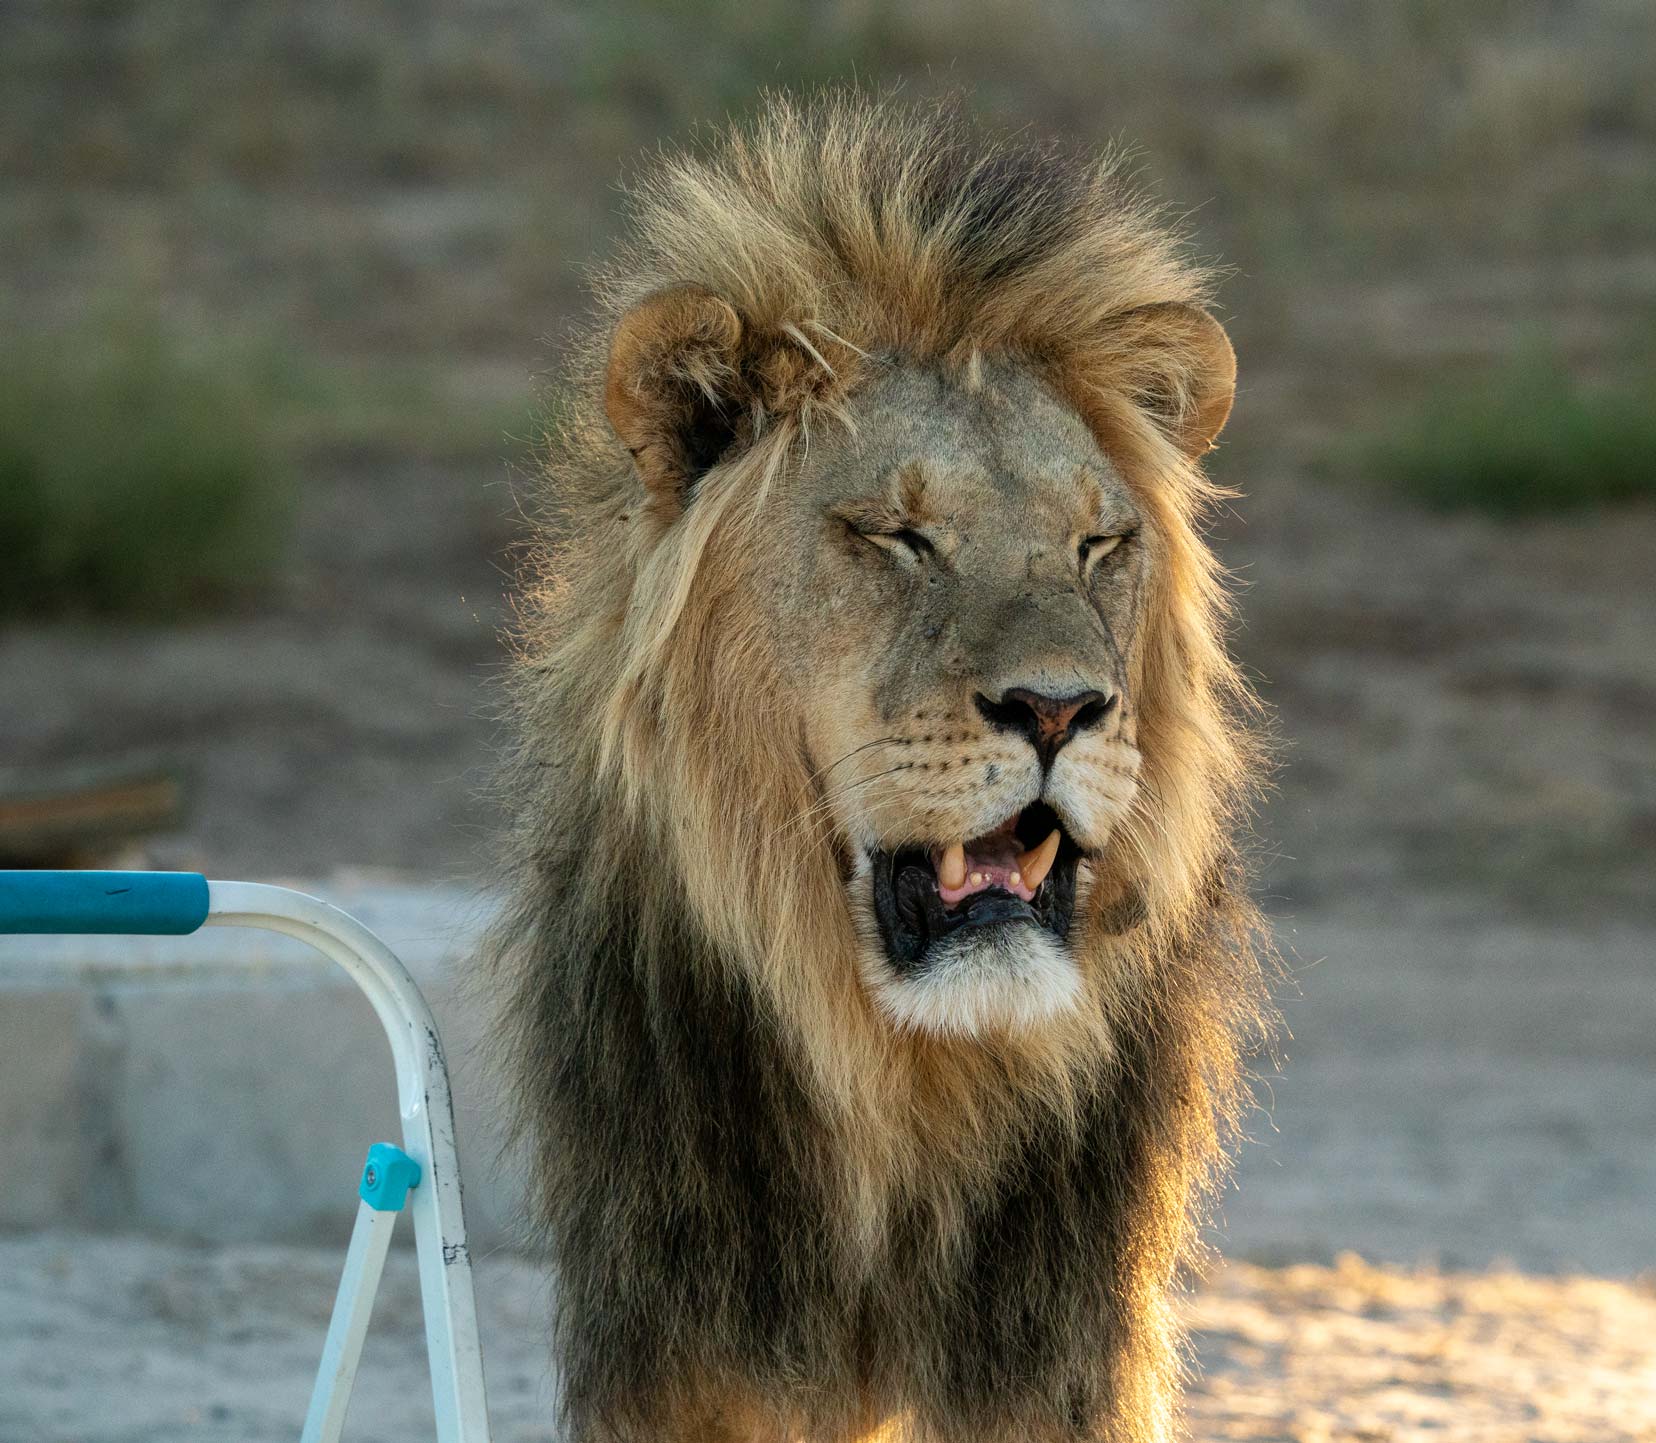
[0,760,186,864]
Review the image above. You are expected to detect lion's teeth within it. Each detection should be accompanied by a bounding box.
[939,842,967,889]
[1016,829,1061,891]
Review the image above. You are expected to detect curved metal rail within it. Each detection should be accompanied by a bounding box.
[0,870,493,1442]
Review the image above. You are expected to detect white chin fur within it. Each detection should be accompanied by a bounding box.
[861,925,1083,1038]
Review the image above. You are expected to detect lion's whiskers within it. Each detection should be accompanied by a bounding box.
[807,735,910,785]
[772,761,925,847]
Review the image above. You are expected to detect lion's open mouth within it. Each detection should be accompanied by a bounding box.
[870,801,1082,972]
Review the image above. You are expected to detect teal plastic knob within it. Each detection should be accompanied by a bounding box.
[359,1142,421,1211]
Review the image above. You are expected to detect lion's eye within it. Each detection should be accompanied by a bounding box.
[1078,532,1127,573]
[860,526,935,563]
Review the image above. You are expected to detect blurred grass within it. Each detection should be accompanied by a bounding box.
[0,316,291,617]
[271,356,537,462]
[0,310,533,618]
[1356,353,1656,517]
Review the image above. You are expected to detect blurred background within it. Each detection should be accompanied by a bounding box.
[3,2,1654,1438]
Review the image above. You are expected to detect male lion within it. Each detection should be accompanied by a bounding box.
[489,94,1272,1443]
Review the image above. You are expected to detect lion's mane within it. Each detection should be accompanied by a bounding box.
[487,93,1273,1443]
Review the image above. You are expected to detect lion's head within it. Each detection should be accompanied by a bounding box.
[610,326,1238,1040]
[493,92,1272,1443]
[512,96,1255,1052]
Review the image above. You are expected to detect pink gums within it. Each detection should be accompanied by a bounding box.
[934,829,1038,906]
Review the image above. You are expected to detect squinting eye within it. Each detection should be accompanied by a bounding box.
[859,526,935,562]
[1078,532,1127,570]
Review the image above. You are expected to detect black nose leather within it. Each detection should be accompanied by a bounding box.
[974,686,1114,766]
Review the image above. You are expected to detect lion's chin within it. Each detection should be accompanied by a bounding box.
[858,923,1084,1037]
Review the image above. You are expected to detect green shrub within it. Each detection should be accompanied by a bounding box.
[1360,353,1656,516]
[0,319,291,616]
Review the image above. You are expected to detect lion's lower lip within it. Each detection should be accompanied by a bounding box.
[869,802,1082,974]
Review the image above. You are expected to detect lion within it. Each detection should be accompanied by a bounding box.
[486,92,1274,1443]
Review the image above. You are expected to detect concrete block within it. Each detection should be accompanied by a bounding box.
[0,882,525,1246]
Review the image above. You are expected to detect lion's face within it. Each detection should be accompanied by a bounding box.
[766,359,1149,1035]
[604,282,1235,1042]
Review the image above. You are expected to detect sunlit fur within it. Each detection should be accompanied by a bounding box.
[487,92,1274,1443]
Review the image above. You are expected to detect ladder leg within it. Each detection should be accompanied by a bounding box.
[302,1144,422,1443]
[301,1201,398,1443]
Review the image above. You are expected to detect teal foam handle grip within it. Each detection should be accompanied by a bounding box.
[0,870,211,935]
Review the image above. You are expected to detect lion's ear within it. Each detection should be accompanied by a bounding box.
[1113,303,1237,459]
[605,285,749,514]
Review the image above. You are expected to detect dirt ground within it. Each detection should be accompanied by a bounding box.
[6,1233,1655,1443]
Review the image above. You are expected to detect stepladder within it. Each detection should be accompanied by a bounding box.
[0,869,494,1443]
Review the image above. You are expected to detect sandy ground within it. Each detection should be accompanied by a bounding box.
[1185,1256,1656,1443]
[6,1233,1654,1443]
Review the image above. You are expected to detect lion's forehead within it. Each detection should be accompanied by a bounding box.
[802,359,1135,524]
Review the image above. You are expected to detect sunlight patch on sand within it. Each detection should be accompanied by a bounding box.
[1185,1253,1656,1442]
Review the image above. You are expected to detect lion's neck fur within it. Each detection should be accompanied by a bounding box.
[488,732,1267,1442]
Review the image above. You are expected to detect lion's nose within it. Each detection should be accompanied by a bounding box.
[974,686,1115,767]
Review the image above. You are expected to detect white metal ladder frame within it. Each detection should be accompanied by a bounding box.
[207,882,493,1442]
[0,871,493,1442]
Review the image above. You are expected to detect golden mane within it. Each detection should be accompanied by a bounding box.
[489,91,1274,1443]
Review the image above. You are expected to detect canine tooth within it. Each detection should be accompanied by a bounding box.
[940,842,967,889]
[1016,829,1061,891]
